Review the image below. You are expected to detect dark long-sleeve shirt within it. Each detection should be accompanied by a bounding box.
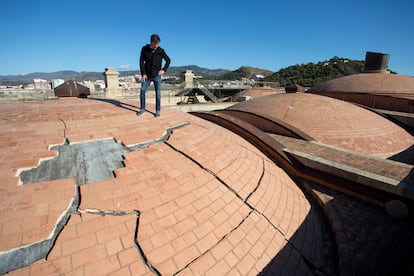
[139,44,171,78]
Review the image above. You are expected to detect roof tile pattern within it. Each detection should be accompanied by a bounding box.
[234,87,281,100]
[0,179,75,251]
[0,98,323,275]
[228,93,414,158]
[308,73,414,97]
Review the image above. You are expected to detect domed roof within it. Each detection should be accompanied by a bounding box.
[308,73,414,98]
[0,98,332,275]
[228,93,414,157]
[242,86,280,97]
[232,86,280,101]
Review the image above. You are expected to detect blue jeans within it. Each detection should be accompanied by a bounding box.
[140,75,161,113]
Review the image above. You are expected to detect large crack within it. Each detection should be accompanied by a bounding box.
[0,185,80,275]
[165,140,264,212]
[245,159,265,203]
[75,208,161,276]
[58,117,68,139]
[126,122,190,151]
[165,141,324,274]
[173,209,254,275]
[4,118,322,275]
[164,142,269,272]
[18,121,190,186]
[165,142,247,204]
[2,122,190,275]
[0,203,76,274]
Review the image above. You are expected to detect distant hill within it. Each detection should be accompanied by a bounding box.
[0,71,104,86]
[166,65,230,76]
[220,66,273,80]
[265,57,366,87]
[116,65,231,78]
[0,65,231,86]
[1,57,395,87]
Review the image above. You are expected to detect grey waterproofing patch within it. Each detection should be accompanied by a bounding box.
[19,122,190,185]
[19,138,129,185]
[2,122,190,274]
[0,195,79,275]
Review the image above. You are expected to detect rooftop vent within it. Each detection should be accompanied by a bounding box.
[363,51,389,73]
[285,84,305,93]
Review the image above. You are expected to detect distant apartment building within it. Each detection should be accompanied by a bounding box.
[33,78,50,90]
[51,79,64,89]
[94,80,106,91]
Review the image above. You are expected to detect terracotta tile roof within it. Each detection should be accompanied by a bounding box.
[228,93,414,158]
[308,73,414,97]
[0,98,326,275]
[232,87,281,101]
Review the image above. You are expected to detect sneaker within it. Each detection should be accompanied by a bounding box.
[155,111,160,117]
[136,110,145,116]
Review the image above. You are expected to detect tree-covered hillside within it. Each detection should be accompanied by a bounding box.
[219,66,273,80]
[265,57,365,87]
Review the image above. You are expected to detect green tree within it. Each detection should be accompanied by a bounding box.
[265,57,365,87]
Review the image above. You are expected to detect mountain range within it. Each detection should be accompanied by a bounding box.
[1,58,376,87]
[0,65,234,86]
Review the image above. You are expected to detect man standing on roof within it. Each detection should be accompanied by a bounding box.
[137,34,171,117]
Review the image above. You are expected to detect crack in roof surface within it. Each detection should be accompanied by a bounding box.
[5,122,191,274]
[18,122,190,186]
[19,139,129,185]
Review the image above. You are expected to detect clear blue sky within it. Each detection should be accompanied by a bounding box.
[1,0,413,76]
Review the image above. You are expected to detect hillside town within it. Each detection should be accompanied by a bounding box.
[0,67,272,102]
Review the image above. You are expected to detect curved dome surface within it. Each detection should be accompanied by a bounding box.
[242,87,280,98]
[233,86,280,101]
[0,98,332,275]
[228,93,414,157]
[308,73,414,97]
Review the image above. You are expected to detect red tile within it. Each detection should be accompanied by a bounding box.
[118,247,140,267]
[72,244,107,267]
[147,243,176,265]
[83,255,121,276]
[173,245,200,269]
[96,222,128,244]
[61,233,98,256]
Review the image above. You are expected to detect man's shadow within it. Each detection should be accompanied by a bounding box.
[91,98,156,115]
